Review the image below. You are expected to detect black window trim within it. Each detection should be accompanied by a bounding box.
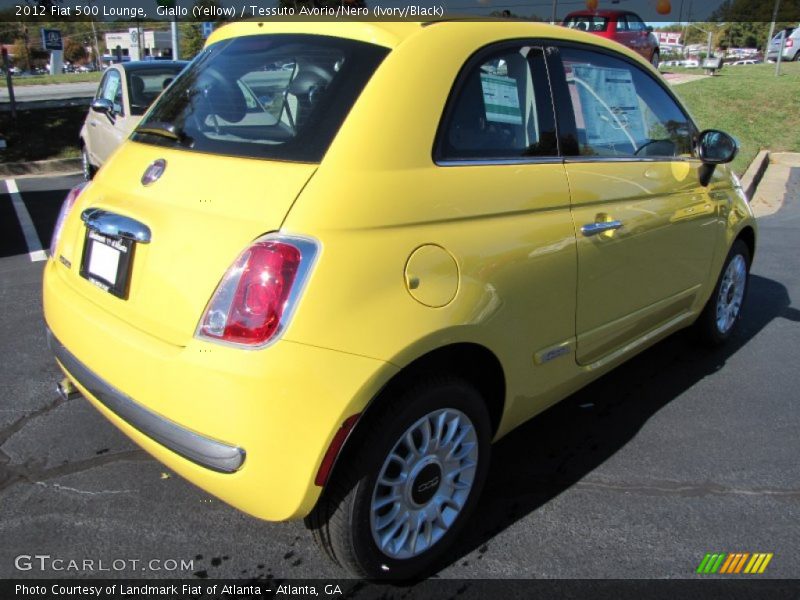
[433,38,701,168]
[548,40,702,165]
[432,38,563,167]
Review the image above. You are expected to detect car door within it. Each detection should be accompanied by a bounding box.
[614,17,635,52]
[551,45,721,366]
[432,42,578,422]
[623,15,651,59]
[87,68,127,165]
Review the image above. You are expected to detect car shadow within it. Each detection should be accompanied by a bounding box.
[438,273,797,572]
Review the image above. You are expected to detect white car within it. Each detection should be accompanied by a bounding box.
[80,61,187,180]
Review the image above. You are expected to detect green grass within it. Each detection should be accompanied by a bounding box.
[0,105,85,163]
[672,62,800,175]
[9,72,102,87]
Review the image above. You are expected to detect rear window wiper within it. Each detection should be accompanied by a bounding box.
[136,122,192,146]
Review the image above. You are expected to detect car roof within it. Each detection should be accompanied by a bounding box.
[205,20,654,69]
[208,21,424,49]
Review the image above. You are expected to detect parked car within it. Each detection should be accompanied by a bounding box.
[729,59,761,66]
[79,61,188,181]
[563,9,660,67]
[46,21,755,580]
[767,26,800,62]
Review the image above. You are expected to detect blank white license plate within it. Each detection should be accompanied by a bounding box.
[80,230,134,299]
[87,238,120,284]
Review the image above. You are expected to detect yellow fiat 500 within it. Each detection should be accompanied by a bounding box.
[44,21,756,579]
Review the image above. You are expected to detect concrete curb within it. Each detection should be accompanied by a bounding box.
[740,150,770,201]
[0,157,81,178]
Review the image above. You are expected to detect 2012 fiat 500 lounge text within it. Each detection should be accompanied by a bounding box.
[44,21,756,579]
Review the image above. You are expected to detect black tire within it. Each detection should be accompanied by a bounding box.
[651,50,660,69]
[305,376,491,580]
[81,146,95,181]
[695,239,751,345]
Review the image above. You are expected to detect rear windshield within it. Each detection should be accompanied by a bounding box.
[127,66,186,116]
[132,34,389,162]
[563,16,609,32]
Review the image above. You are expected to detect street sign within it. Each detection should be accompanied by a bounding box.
[41,29,63,51]
[202,22,215,38]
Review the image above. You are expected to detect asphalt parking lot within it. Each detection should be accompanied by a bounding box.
[0,170,798,582]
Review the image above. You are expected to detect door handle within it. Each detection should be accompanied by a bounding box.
[581,220,624,237]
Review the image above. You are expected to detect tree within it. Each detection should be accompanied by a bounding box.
[179,23,204,60]
[11,37,31,72]
[180,0,229,59]
[64,37,87,64]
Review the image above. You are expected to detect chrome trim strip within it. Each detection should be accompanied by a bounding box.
[581,220,624,237]
[81,208,152,244]
[564,156,695,164]
[46,329,245,473]
[436,157,564,167]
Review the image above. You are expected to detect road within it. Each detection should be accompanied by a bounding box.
[0,81,97,103]
[0,169,798,584]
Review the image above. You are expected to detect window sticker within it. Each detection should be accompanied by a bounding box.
[571,65,646,148]
[480,73,523,125]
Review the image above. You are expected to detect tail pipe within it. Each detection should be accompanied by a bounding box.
[56,377,81,401]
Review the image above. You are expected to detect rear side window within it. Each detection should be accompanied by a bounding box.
[563,17,609,32]
[133,35,389,163]
[559,47,695,159]
[436,45,558,161]
[127,67,185,116]
[623,16,648,32]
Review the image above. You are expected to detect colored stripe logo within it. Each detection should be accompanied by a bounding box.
[697,553,773,574]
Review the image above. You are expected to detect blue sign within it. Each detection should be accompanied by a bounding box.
[41,29,63,51]
[201,22,214,39]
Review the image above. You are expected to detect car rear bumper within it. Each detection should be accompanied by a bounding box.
[48,329,246,473]
[43,259,397,521]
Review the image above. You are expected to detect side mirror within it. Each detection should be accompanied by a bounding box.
[698,129,738,164]
[697,129,738,186]
[91,98,114,114]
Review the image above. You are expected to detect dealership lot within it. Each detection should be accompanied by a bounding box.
[0,170,799,580]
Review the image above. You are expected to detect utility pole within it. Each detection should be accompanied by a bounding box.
[171,20,179,60]
[88,0,101,70]
[765,0,781,56]
[551,0,557,24]
[2,46,16,120]
[775,28,786,75]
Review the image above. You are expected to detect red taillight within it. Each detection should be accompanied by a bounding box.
[197,235,317,347]
[50,182,88,257]
[786,39,794,48]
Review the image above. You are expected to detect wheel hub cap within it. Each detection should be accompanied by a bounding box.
[409,461,442,506]
[370,408,478,560]
[716,254,747,334]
